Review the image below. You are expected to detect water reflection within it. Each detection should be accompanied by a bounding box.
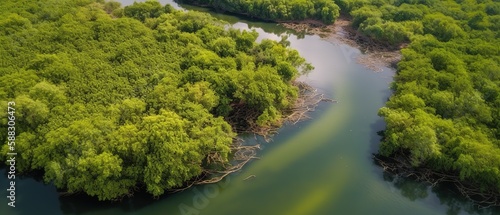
[1,1,498,215]
[383,171,500,215]
[383,173,429,201]
[58,191,151,214]
[39,1,500,214]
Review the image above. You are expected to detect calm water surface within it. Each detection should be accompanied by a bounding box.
[1,1,498,215]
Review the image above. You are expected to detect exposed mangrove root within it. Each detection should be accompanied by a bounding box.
[285,82,336,125]
[374,152,500,209]
[227,81,335,141]
[247,81,335,142]
[171,81,335,192]
[169,139,261,193]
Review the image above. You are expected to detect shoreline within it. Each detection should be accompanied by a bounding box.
[279,16,404,72]
[177,1,402,71]
[374,153,500,207]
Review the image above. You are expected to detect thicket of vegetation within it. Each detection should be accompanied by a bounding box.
[179,0,341,24]
[0,0,313,200]
[337,0,500,45]
[334,0,500,200]
[191,0,500,203]
[2,0,499,204]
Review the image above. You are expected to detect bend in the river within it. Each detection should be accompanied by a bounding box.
[1,1,498,215]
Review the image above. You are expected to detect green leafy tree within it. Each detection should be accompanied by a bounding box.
[0,0,312,200]
[423,13,466,42]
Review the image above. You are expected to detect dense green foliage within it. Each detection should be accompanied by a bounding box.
[338,0,500,193]
[179,0,500,201]
[179,0,341,24]
[337,0,500,45]
[0,0,312,200]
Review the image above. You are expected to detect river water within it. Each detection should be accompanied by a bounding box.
[1,1,498,215]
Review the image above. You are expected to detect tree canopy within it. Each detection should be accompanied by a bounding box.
[337,0,499,45]
[180,0,341,24]
[0,0,312,200]
[344,0,500,194]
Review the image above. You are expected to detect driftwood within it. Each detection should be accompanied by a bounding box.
[243,175,256,181]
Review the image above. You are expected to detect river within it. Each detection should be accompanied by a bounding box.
[1,1,498,215]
